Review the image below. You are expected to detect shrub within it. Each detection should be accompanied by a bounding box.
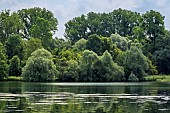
[128,72,139,82]
[22,48,58,82]
[9,55,21,76]
[116,46,148,81]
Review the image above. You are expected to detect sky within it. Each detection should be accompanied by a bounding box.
[0,0,170,38]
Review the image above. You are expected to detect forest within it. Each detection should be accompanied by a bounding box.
[0,7,170,82]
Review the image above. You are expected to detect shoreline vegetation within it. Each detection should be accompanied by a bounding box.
[0,7,170,82]
[145,75,170,82]
[3,75,170,82]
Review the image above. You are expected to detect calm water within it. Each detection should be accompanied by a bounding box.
[0,82,170,113]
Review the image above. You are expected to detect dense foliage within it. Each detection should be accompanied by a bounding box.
[22,48,58,82]
[0,43,8,80]
[9,55,21,76]
[0,7,170,82]
[116,46,149,81]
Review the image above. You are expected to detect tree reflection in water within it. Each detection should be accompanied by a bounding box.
[0,93,169,113]
[0,82,170,113]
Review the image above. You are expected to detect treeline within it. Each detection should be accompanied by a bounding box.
[0,7,170,82]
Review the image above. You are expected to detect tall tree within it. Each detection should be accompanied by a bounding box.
[24,38,42,60]
[0,10,24,43]
[142,10,165,45]
[18,7,58,39]
[29,17,53,49]
[154,31,170,74]
[109,8,141,37]
[5,34,24,60]
[65,15,87,43]
[65,8,140,43]
[86,34,103,55]
[0,43,8,80]
[86,12,102,36]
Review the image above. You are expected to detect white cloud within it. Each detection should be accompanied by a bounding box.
[155,0,169,7]
[83,0,142,13]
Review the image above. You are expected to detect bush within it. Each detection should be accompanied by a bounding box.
[116,46,149,81]
[79,50,125,82]
[22,48,58,82]
[99,51,125,81]
[79,50,99,81]
[9,55,21,76]
[5,76,22,81]
[128,72,139,82]
[60,60,79,82]
[74,38,87,50]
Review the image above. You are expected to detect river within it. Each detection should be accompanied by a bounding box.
[0,81,169,113]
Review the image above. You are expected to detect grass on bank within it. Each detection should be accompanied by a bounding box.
[145,75,170,82]
[4,76,22,81]
[2,75,170,82]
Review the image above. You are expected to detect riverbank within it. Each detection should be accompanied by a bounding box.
[4,76,22,81]
[3,75,170,82]
[145,75,170,82]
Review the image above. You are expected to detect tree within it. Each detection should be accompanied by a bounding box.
[9,55,21,76]
[56,47,81,82]
[86,34,120,59]
[0,43,8,80]
[18,7,58,39]
[86,12,102,36]
[5,34,24,60]
[65,15,87,43]
[52,38,72,56]
[128,72,139,82]
[110,34,129,51]
[116,46,148,81]
[109,8,141,37]
[22,48,58,82]
[79,50,125,82]
[0,10,24,43]
[25,38,42,60]
[79,50,99,81]
[142,10,165,45]
[59,60,79,82]
[74,38,87,51]
[29,17,53,50]
[86,34,103,55]
[30,17,51,39]
[140,10,165,57]
[65,8,141,43]
[154,31,170,74]
[96,51,125,82]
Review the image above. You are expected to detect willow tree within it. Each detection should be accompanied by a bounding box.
[96,51,125,82]
[22,48,58,82]
[116,46,148,81]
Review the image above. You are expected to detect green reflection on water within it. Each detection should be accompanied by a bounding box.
[0,81,169,113]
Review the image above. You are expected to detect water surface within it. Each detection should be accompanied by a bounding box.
[0,81,169,113]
